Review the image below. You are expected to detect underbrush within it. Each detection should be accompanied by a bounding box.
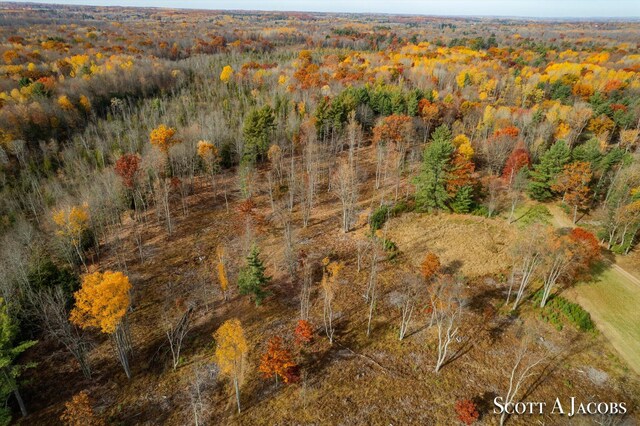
[532,290,595,332]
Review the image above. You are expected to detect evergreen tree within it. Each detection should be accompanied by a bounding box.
[242,105,275,164]
[238,245,271,306]
[528,140,571,201]
[406,89,421,116]
[414,125,455,211]
[0,301,37,422]
[451,185,474,213]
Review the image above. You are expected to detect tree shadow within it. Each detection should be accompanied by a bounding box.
[443,259,463,275]
[474,391,498,420]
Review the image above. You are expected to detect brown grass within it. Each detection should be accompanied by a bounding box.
[386,212,515,278]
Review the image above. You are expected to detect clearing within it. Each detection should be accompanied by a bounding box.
[548,204,640,374]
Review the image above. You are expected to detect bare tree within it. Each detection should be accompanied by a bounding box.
[29,287,93,378]
[389,273,420,340]
[365,246,381,337]
[301,133,320,228]
[188,363,219,426]
[498,338,547,426]
[164,304,193,370]
[321,261,342,344]
[333,158,358,233]
[298,251,312,321]
[507,230,543,310]
[355,237,370,273]
[431,275,464,373]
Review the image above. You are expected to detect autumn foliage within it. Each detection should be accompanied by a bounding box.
[60,391,104,426]
[259,336,298,384]
[455,399,480,425]
[294,319,313,345]
[70,271,132,334]
[149,124,179,153]
[214,319,248,378]
[420,252,441,281]
[114,154,141,189]
[502,147,531,181]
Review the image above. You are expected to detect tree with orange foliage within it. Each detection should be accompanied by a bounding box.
[149,124,179,154]
[418,98,439,142]
[421,252,441,282]
[214,319,248,413]
[455,399,479,425]
[70,271,133,378]
[294,319,313,345]
[552,161,593,223]
[447,151,476,213]
[259,336,298,386]
[60,390,104,426]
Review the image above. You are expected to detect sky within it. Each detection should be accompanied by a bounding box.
[15,0,640,18]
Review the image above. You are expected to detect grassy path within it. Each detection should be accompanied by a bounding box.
[548,204,640,373]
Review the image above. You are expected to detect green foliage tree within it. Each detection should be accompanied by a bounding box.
[0,300,37,421]
[528,140,571,201]
[242,105,275,164]
[414,125,455,211]
[451,185,474,213]
[238,245,271,306]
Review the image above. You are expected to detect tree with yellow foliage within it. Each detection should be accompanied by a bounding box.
[52,203,90,271]
[197,140,221,195]
[57,95,75,111]
[70,271,133,378]
[149,124,179,154]
[220,65,234,83]
[453,134,474,160]
[215,244,229,301]
[214,319,248,413]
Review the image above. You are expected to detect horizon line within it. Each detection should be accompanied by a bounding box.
[5,1,640,20]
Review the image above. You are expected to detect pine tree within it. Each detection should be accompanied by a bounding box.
[451,185,474,213]
[238,245,271,306]
[414,125,455,211]
[0,300,37,421]
[528,140,571,201]
[242,105,275,164]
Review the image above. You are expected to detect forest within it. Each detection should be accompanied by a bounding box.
[0,2,639,424]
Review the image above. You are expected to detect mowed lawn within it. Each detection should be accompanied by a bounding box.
[567,267,640,374]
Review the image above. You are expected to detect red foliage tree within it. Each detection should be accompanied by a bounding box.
[502,147,531,182]
[455,399,480,425]
[114,154,141,189]
[294,319,313,345]
[569,227,602,275]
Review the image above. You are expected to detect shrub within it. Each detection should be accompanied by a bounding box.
[370,205,390,233]
[455,399,479,425]
[533,290,595,332]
